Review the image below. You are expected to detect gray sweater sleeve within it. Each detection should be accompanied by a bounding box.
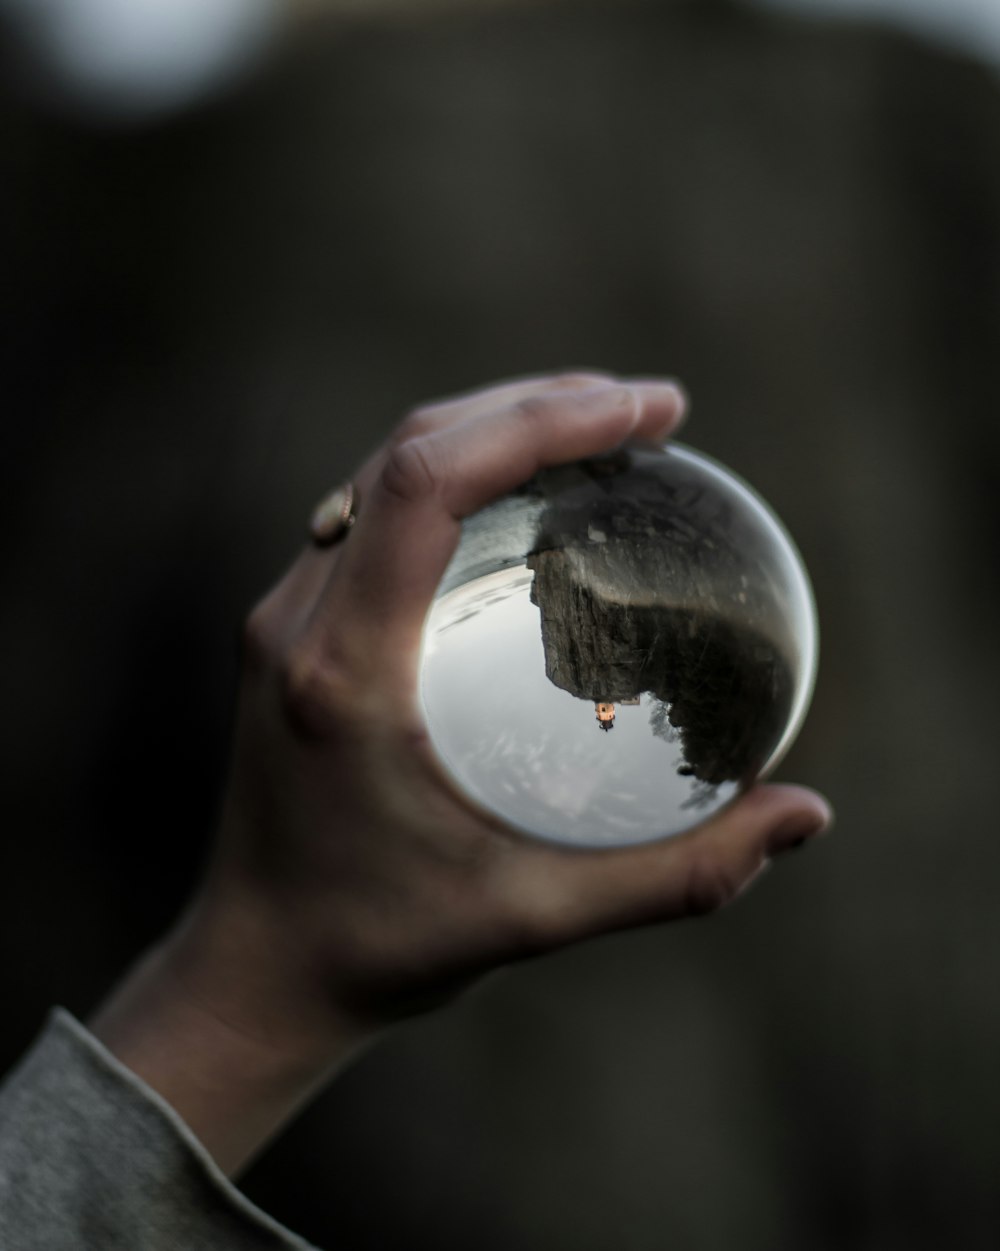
[0,1009,320,1250]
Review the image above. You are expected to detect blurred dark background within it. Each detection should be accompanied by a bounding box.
[2,0,999,1247]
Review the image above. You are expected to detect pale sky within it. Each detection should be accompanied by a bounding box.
[420,566,737,848]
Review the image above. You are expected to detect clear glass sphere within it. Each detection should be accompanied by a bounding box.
[419,444,817,848]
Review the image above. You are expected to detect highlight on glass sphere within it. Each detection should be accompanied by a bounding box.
[419,443,818,849]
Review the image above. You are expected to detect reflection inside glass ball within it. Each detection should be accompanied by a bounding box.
[419,444,817,848]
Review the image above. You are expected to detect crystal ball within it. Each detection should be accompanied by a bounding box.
[419,443,818,848]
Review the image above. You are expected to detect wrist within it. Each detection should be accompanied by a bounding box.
[89,885,380,1175]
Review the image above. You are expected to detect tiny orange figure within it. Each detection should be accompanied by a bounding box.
[595,702,615,731]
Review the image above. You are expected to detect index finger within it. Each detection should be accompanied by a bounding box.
[307,381,687,677]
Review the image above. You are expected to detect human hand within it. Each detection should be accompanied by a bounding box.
[92,373,831,1173]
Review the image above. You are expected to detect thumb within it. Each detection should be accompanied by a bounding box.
[506,784,833,950]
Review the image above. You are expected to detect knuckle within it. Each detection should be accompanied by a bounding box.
[511,393,555,425]
[380,436,440,504]
[682,851,743,917]
[495,897,554,960]
[241,601,278,672]
[280,644,355,738]
[392,405,437,445]
[495,878,574,957]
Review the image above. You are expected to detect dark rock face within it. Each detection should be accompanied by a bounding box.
[528,551,793,787]
[524,451,797,784]
[531,551,793,782]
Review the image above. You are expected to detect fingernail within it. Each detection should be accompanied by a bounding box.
[582,384,642,429]
[663,379,690,417]
[629,380,690,439]
[628,378,689,406]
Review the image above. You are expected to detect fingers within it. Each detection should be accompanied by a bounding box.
[349,374,614,504]
[246,547,335,654]
[505,784,834,948]
[387,371,618,444]
[351,372,685,500]
[626,380,691,444]
[307,379,688,676]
